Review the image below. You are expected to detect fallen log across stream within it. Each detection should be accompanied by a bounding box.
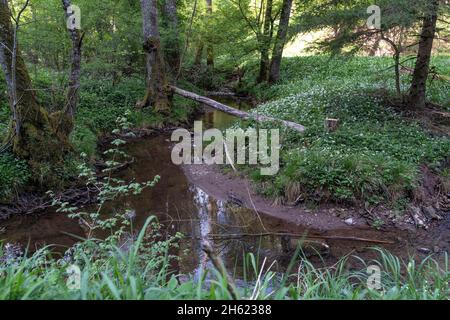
[171,86,306,133]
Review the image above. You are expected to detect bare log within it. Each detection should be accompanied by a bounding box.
[171,86,306,133]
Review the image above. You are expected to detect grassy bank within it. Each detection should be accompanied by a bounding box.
[238,55,450,207]
[1,222,448,300]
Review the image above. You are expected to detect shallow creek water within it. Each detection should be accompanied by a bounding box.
[1,98,448,276]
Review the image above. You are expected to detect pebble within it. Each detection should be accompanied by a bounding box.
[422,206,442,220]
[417,247,431,254]
[344,218,355,226]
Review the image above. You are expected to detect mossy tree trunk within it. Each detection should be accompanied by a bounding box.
[137,0,172,112]
[0,0,81,187]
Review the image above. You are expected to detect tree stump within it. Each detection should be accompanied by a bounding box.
[325,118,339,133]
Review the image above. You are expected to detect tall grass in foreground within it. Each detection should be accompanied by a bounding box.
[1,220,448,300]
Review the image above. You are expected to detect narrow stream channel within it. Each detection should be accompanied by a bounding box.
[1,98,448,277]
[1,98,291,276]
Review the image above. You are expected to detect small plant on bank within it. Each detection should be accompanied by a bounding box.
[50,112,163,247]
[0,153,30,202]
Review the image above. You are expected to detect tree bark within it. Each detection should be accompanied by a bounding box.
[380,33,401,96]
[408,1,439,109]
[268,0,293,84]
[368,36,381,56]
[60,0,83,134]
[0,5,13,107]
[194,42,204,67]
[162,0,181,76]
[205,0,214,68]
[0,0,80,186]
[138,0,171,111]
[257,0,273,83]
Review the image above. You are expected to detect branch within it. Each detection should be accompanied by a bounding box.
[229,0,259,37]
[10,0,30,25]
[199,233,395,245]
[202,241,239,299]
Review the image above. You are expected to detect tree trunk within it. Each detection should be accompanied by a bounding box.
[368,36,381,56]
[206,44,214,68]
[257,0,273,83]
[268,0,293,84]
[60,0,83,134]
[162,0,181,76]
[194,41,204,67]
[394,52,401,96]
[0,0,79,186]
[138,0,171,112]
[205,0,214,68]
[408,1,439,109]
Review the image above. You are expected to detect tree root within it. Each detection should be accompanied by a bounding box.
[0,186,98,221]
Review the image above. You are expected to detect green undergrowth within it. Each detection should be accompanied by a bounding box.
[0,231,448,300]
[243,55,450,109]
[71,75,200,159]
[0,68,201,199]
[237,56,450,206]
[0,153,30,202]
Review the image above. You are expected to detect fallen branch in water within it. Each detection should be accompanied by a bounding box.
[0,186,98,221]
[202,240,239,299]
[171,86,306,133]
[192,232,395,245]
[95,157,136,176]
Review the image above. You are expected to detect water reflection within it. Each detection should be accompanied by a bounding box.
[186,185,285,279]
[192,187,213,279]
[202,98,253,130]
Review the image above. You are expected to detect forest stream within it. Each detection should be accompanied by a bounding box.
[1,98,449,278]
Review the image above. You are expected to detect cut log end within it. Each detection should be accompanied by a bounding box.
[325,118,339,133]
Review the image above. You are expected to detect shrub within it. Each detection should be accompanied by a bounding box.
[0,153,30,202]
[70,125,98,160]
